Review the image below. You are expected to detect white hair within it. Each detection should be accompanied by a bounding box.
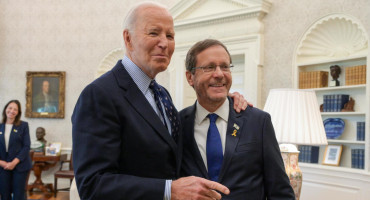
[123,1,169,32]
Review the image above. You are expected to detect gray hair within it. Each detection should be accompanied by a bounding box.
[123,1,169,32]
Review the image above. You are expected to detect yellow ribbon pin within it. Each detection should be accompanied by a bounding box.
[232,129,237,137]
[13,129,18,133]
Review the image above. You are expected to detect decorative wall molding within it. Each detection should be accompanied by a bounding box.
[297,13,368,63]
[174,8,267,29]
[169,0,269,108]
[96,48,125,78]
[172,0,270,29]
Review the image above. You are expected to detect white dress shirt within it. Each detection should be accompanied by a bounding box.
[194,98,229,170]
[4,124,13,152]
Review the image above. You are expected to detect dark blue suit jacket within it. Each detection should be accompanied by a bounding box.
[72,60,182,200]
[180,98,295,200]
[0,121,32,172]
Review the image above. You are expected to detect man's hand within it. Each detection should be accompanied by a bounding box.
[229,92,253,113]
[171,176,230,200]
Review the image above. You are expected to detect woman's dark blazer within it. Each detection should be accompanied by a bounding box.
[0,121,32,172]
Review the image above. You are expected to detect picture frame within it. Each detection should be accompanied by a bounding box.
[45,142,62,156]
[25,71,65,118]
[322,145,343,166]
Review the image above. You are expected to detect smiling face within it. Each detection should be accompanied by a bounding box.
[124,5,175,79]
[186,45,232,112]
[5,102,19,123]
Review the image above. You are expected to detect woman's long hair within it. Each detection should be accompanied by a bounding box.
[2,100,22,126]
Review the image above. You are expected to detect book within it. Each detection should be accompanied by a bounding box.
[299,71,328,89]
[357,122,365,141]
[359,149,364,169]
[298,145,319,163]
[345,65,367,85]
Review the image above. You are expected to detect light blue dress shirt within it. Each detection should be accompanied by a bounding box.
[121,56,172,200]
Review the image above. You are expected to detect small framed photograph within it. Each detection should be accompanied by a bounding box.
[45,142,62,156]
[25,71,65,118]
[322,145,343,166]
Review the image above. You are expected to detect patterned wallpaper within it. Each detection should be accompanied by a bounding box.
[0,0,368,186]
[0,0,369,151]
[0,0,178,150]
[262,0,370,107]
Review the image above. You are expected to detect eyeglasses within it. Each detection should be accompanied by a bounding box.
[191,64,234,73]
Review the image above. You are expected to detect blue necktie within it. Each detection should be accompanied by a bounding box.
[206,113,223,182]
[149,80,180,142]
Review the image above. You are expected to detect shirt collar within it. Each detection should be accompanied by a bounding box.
[122,55,153,94]
[195,98,229,124]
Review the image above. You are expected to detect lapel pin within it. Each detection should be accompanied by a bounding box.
[232,129,237,137]
[233,123,239,130]
[0,132,2,135]
[13,129,18,133]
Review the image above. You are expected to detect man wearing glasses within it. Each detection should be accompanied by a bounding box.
[180,39,295,200]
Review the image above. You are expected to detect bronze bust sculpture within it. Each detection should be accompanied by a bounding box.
[36,127,47,145]
[330,65,341,86]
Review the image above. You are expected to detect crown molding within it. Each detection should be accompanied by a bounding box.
[297,13,368,60]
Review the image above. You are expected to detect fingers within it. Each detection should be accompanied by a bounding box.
[203,179,230,196]
[229,92,241,112]
[171,176,229,200]
[230,92,251,113]
[242,100,248,109]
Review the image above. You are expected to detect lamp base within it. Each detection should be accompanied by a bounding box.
[280,144,302,200]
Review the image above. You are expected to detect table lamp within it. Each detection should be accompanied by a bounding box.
[264,88,328,200]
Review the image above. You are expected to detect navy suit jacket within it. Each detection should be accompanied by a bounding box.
[0,121,32,172]
[72,60,182,200]
[180,98,295,200]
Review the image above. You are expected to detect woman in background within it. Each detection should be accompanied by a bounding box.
[0,100,32,200]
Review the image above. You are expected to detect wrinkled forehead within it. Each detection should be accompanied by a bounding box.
[136,6,173,27]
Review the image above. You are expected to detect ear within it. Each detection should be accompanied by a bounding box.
[186,71,194,87]
[123,30,133,51]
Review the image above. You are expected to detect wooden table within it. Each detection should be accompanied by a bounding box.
[28,153,67,196]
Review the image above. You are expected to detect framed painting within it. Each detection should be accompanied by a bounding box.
[322,145,343,166]
[25,71,65,118]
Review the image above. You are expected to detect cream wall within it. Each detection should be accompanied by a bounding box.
[0,0,179,186]
[5,0,368,151]
[262,0,370,105]
[1,0,369,193]
[0,0,178,150]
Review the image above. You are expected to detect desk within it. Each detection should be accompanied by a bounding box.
[28,154,67,195]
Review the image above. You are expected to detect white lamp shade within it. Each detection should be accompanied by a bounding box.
[264,88,328,145]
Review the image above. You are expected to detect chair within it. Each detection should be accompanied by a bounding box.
[54,152,74,197]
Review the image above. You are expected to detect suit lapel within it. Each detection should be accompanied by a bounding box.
[0,124,5,153]
[112,61,177,152]
[183,103,209,178]
[218,98,245,182]
[8,124,17,150]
